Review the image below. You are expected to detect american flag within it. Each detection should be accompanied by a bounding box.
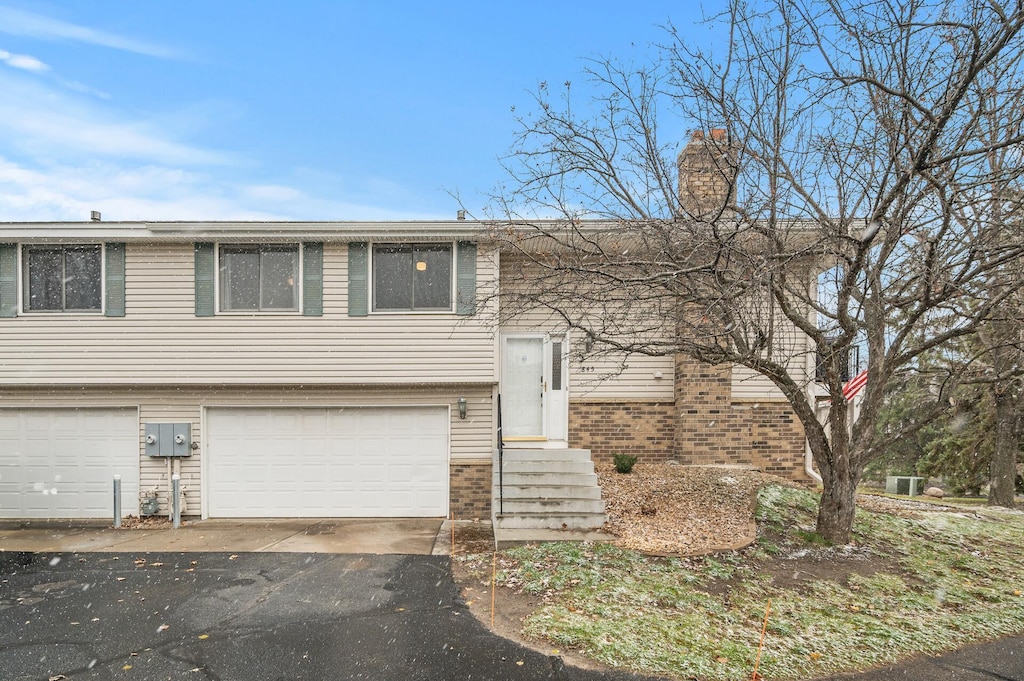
[842,369,868,401]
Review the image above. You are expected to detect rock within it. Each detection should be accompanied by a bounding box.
[924,487,945,498]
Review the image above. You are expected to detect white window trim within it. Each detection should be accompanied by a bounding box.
[18,242,106,315]
[369,241,456,315]
[214,242,304,315]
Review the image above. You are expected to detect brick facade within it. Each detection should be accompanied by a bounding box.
[568,354,809,481]
[569,401,676,464]
[450,461,492,519]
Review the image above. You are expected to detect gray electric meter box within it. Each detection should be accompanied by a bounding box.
[145,423,192,457]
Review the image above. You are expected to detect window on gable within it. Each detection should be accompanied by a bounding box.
[219,244,299,312]
[22,245,102,312]
[373,243,452,311]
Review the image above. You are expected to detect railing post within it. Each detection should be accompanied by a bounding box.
[112,475,122,529]
[497,394,504,516]
[172,474,181,529]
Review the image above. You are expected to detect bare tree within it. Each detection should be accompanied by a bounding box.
[489,0,1024,542]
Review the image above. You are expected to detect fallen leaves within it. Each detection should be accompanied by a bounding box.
[599,464,784,555]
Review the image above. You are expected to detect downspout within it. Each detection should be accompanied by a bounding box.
[804,388,823,484]
[804,438,823,484]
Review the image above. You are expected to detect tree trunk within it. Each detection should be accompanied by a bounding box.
[815,465,858,544]
[988,385,1018,508]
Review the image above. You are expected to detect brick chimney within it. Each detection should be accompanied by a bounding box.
[677,129,736,219]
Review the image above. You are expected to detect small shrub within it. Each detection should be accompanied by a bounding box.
[613,453,638,474]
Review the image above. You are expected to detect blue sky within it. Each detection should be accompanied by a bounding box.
[0,2,715,222]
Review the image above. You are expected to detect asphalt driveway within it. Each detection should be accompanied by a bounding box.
[2,550,1023,681]
[0,551,656,681]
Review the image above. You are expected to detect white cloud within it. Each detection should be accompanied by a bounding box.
[0,73,229,165]
[0,157,449,222]
[242,184,305,202]
[0,6,179,59]
[0,48,50,72]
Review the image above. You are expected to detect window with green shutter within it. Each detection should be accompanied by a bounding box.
[104,242,126,317]
[456,241,477,315]
[0,244,16,318]
[302,242,323,316]
[348,242,368,317]
[194,242,215,317]
[22,244,103,312]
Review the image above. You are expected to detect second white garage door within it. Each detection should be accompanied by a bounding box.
[205,406,449,517]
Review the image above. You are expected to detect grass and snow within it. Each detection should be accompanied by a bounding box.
[462,485,1024,680]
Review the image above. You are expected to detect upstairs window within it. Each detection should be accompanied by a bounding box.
[373,244,452,311]
[219,244,299,312]
[22,245,102,312]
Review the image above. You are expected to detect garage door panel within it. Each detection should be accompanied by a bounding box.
[0,409,140,519]
[207,406,449,517]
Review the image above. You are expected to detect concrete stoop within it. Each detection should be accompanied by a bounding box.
[492,448,608,545]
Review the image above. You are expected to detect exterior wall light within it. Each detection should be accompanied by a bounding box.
[457,396,468,419]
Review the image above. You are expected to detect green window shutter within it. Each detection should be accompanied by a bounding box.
[347,242,368,317]
[0,244,16,318]
[194,242,215,317]
[104,242,126,317]
[302,242,323,316]
[456,241,477,315]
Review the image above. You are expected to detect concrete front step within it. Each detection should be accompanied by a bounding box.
[494,512,607,530]
[501,448,593,462]
[501,459,595,474]
[494,483,603,500]
[497,497,606,514]
[494,526,612,548]
[494,471,599,487]
[493,447,607,535]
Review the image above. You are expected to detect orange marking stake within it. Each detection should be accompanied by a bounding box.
[491,550,497,629]
[751,599,771,680]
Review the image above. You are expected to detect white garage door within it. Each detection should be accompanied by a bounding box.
[0,409,140,519]
[206,406,449,517]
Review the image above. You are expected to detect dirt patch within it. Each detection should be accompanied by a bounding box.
[117,515,189,529]
[752,543,899,592]
[452,521,496,555]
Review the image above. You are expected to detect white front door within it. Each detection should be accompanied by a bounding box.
[501,335,568,442]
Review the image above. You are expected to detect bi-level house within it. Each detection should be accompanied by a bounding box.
[0,134,816,531]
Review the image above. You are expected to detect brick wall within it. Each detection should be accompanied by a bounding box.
[671,355,807,480]
[568,355,809,481]
[449,461,491,519]
[569,401,676,464]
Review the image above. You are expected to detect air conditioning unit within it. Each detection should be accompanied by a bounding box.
[885,475,924,496]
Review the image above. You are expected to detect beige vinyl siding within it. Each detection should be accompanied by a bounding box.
[0,386,493,514]
[729,285,817,401]
[571,353,674,400]
[500,263,675,401]
[0,242,499,386]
